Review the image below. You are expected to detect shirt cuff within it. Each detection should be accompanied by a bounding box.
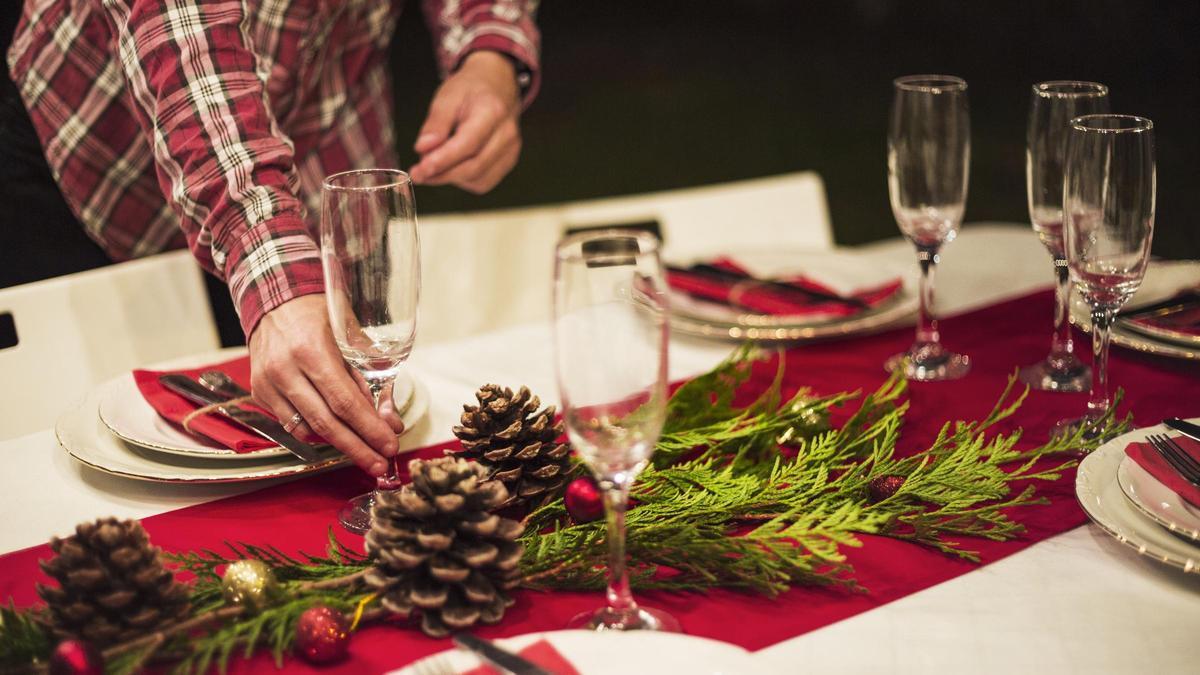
[222,215,326,338]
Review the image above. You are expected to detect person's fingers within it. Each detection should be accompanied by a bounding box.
[293,343,400,456]
[277,372,390,476]
[251,380,314,440]
[421,118,519,193]
[411,98,503,182]
[413,83,463,157]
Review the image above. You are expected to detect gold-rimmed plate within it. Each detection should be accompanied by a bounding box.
[1076,425,1200,574]
[1117,442,1200,542]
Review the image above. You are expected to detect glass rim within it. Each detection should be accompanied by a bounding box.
[555,228,661,261]
[322,168,412,192]
[1032,80,1109,98]
[893,74,967,92]
[1069,114,1154,134]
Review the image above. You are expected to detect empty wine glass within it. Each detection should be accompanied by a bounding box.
[1059,115,1155,437]
[885,75,971,380]
[553,230,679,632]
[1019,81,1109,392]
[321,169,420,533]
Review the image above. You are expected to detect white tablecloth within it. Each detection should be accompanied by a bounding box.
[2,224,1196,673]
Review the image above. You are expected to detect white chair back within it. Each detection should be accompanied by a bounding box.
[0,250,219,439]
[417,172,831,344]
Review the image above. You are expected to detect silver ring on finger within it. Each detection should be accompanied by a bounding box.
[283,411,305,434]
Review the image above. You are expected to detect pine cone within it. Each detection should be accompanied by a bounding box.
[451,385,571,504]
[36,518,190,644]
[364,457,524,638]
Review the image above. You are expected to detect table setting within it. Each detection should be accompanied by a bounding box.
[2,76,1200,675]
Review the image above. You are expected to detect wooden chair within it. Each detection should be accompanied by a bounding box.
[417,172,831,344]
[0,250,220,439]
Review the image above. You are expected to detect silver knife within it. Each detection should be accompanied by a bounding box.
[157,374,323,463]
[1164,418,1200,444]
[452,633,553,675]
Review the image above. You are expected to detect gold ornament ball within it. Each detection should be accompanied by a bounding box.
[221,559,278,609]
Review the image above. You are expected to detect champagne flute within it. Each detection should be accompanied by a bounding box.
[553,230,679,632]
[885,75,971,380]
[321,169,420,533]
[1060,115,1155,437]
[1019,81,1109,392]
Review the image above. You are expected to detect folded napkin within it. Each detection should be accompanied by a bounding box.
[1125,435,1200,507]
[460,639,580,675]
[133,355,282,453]
[1127,299,1200,338]
[667,257,903,318]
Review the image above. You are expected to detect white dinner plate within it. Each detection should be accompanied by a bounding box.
[97,349,415,460]
[1118,451,1200,542]
[392,630,774,675]
[55,354,430,484]
[668,248,917,342]
[1076,423,1200,574]
[1072,260,1200,360]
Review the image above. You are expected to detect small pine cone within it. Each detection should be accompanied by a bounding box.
[451,385,571,504]
[364,457,524,638]
[36,518,190,644]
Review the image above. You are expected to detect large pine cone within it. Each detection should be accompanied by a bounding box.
[452,385,571,504]
[364,457,524,638]
[36,518,190,643]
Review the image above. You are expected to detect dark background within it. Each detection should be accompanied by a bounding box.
[2,0,1197,290]
[394,0,1198,257]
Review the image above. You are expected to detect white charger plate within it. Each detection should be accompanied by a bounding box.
[97,349,415,460]
[55,355,430,483]
[668,249,917,342]
[392,630,773,675]
[1076,424,1200,574]
[1072,260,1200,360]
[1117,437,1200,542]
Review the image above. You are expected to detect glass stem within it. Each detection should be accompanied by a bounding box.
[368,378,401,490]
[1086,306,1115,420]
[601,478,636,613]
[915,245,941,346]
[1050,258,1075,356]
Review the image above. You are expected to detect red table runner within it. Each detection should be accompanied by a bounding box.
[4,290,1199,673]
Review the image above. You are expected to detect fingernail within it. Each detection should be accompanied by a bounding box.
[383,439,399,456]
[369,461,387,477]
[416,133,438,148]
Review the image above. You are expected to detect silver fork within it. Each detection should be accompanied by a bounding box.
[1146,434,1200,486]
[410,653,458,675]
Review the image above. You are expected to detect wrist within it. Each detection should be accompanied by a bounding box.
[460,50,529,102]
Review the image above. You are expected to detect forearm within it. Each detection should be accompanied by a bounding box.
[99,0,322,336]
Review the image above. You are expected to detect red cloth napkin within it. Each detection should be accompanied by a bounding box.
[460,639,580,675]
[1128,303,1200,337]
[1124,435,1200,507]
[133,355,283,453]
[667,257,903,317]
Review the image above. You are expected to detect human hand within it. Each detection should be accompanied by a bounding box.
[408,51,522,194]
[247,294,405,477]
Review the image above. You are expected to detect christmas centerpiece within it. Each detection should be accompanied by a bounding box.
[0,347,1127,673]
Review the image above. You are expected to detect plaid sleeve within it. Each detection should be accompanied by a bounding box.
[98,0,323,338]
[422,0,542,106]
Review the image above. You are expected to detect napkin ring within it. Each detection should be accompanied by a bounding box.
[181,395,254,433]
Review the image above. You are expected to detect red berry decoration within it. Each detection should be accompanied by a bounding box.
[868,475,906,503]
[49,640,103,675]
[565,477,605,523]
[294,605,351,664]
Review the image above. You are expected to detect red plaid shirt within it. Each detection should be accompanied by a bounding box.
[7,0,539,336]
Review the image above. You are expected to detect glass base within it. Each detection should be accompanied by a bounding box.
[885,343,970,381]
[338,491,377,535]
[1018,354,1091,392]
[567,606,680,632]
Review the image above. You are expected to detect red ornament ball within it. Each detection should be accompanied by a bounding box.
[565,477,605,523]
[295,605,351,664]
[49,640,103,675]
[868,474,906,503]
